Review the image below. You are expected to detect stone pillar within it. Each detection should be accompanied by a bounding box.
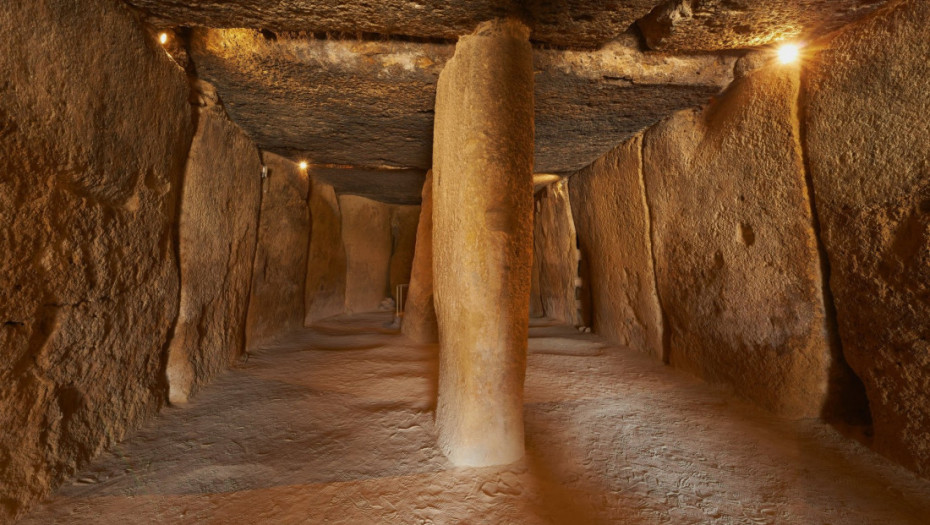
[432,19,534,467]
[402,171,439,343]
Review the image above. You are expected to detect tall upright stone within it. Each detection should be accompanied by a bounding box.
[432,19,534,467]
[402,171,439,343]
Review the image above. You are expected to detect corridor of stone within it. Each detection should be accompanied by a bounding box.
[21,314,930,523]
[4,0,930,523]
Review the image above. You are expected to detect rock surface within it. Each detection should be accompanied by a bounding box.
[534,180,581,325]
[639,0,887,52]
[304,180,347,324]
[641,64,833,417]
[166,105,262,405]
[0,0,194,519]
[432,19,534,467]
[188,29,734,203]
[568,136,664,360]
[402,172,439,344]
[804,0,930,474]
[245,153,310,349]
[127,0,662,48]
[389,206,422,306]
[339,195,393,314]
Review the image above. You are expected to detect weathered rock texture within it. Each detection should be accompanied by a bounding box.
[534,180,581,325]
[0,0,194,519]
[187,28,735,204]
[402,172,439,344]
[389,206,422,305]
[433,19,534,467]
[533,39,735,173]
[166,105,262,405]
[641,64,833,417]
[804,0,930,474]
[569,136,664,359]
[304,179,347,324]
[128,0,663,48]
[639,0,887,52]
[339,195,393,314]
[245,153,311,349]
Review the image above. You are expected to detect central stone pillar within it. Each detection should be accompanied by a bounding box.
[432,19,534,467]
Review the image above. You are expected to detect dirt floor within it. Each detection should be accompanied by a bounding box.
[22,312,930,524]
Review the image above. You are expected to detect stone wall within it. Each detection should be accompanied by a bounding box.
[245,153,311,349]
[805,0,930,474]
[166,104,262,405]
[402,172,439,343]
[304,179,347,324]
[0,0,194,518]
[534,180,581,325]
[641,64,834,417]
[389,205,421,305]
[569,136,664,359]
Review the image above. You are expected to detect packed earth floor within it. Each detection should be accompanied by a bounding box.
[23,313,930,524]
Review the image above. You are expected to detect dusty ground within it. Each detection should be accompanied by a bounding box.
[22,313,930,524]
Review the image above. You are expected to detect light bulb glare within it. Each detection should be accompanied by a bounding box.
[777,43,801,64]
[159,32,169,45]
[299,161,309,170]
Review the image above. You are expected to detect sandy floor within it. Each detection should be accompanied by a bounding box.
[22,312,930,524]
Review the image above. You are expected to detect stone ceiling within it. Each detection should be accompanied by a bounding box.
[127,0,888,203]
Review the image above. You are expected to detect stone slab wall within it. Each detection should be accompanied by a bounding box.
[534,180,581,325]
[389,205,422,305]
[402,172,439,343]
[569,136,664,359]
[641,65,834,417]
[245,153,311,349]
[304,179,347,324]
[805,0,930,474]
[166,105,262,404]
[0,0,194,518]
[339,195,393,314]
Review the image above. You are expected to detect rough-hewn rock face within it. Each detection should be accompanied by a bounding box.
[304,179,347,324]
[402,172,439,343]
[641,64,833,417]
[339,195,393,314]
[433,19,534,467]
[804,0,930,474]
[389,206,421,305]
[166,105,262,405]
[187,28,735,204]
[533,39,735,173]
[245,153,310,349]
[639,0,887,52]
[127,0,663,48]
[534,180,581,325]
[0,0,194,519]
[569,136,664,359]
[190,30,449,172]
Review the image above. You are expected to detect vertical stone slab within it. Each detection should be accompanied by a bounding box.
[339,194,393,314]
[529,236,546,319]
[534,180,581,325]
[304,179,347,324]
[568,136,663,359]
[245,153,311,349]
[402,172,439,343]
[432,19,534,467]
[642,64,832,417]
[166,105,262,404]
[389,204,422,303]
[0,0,194,518]
[805,0,930,474]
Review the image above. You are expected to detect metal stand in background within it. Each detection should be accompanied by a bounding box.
[388,283,409,329]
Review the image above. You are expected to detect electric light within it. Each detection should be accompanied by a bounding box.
[299,161,309,170]
[159,32,169,45]
[777,43,801,64]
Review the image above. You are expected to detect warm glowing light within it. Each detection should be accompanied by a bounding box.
[159,32,169,45]
[299,161,309,170]
[777,43,801,64]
